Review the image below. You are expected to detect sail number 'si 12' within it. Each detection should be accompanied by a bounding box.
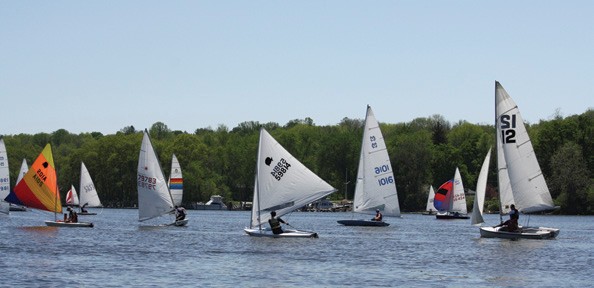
[500,114,517,144]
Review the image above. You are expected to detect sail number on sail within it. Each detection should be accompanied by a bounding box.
[138,174,157,190]
[271,158,291,181]
[500,114,517,144]
[82,184,95,193]
[375,164,394,186]
[33,169,48,187]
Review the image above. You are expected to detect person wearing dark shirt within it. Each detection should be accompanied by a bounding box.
[268,211,287,234]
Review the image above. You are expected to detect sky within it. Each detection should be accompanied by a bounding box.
[1,1,593,135]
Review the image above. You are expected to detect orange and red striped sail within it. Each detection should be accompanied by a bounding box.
[4,144,62,213]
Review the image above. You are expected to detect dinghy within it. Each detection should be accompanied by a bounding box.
[435,168,469,219]
[4,144,93,227]
[337,105,400,226]
[478,81,559,239]
[138,130,188,227]
[78,162,102,215]
[422,186,437,215]
[244,128,336,238]
[0,139,10,215]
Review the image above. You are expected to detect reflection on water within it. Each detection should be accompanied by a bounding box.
[1,210,592,287]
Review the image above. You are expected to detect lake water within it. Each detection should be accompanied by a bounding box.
[1,209,592,287]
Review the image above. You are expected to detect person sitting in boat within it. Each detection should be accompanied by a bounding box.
[175,205,186,221]
[496,204,519,232]
[372,209,383,221]
[80,203,89,213]
[268,211,287,234]
[66,207,78,223]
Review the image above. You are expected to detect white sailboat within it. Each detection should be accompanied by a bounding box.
[138,130,187,226]
[471,149,491,226]
[65,185,80,207]
[479,81,559,239]
[0,138,10,215]
[168,154,183,206]
[423,186,437,215]
[78,162,102,215]
[338,105,400,226]
[244,128,337,238]
[435,167,469,219]
[9,159,29,211]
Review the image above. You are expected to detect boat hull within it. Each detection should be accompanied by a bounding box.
[244,228,318,238]
[436,212,469,220]
[479,226,559,240]
[337,219,389,226]
[173,219,188,226]
[9,205,27,212]
[78,212,97,215]
[45,221,94,228]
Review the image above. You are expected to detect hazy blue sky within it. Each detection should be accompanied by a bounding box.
[2,1,592,135]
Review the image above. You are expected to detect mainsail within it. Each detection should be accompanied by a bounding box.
[0,139,10,214]
[5,144,62,213]
[168,154,183,206]
[249,128,337,229]
[495,81,555,214]
[137,130,175,221]
[352,105,401,217]
[79,162,102,208]
[66,185,80,206]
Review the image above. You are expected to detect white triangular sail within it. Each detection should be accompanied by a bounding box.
[352,105,400,217]
[168,154,183,206]
[16,159,28,184]
[137,130,175,221]
[452,167,467,214]
[495,82,555,214]
[249,128,337,228]
[66,185,80,206]
[425,186,436,213]
[0,139,10,214]
[471,149,491,226]
[79,162,102,208]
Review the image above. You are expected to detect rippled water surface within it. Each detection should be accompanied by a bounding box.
[1,209,592,287]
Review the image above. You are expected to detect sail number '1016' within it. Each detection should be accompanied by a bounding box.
[375,164,394,186]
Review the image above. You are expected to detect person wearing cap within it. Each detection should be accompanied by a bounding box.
[372,209,383,221]
[268,211,288,234]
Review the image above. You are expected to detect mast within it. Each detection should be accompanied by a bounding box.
[495,81,504,224]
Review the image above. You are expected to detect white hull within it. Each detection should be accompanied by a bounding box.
[244,228,318,238]
[479,226,559,240]
[172,219,188,227]
[45,221,94,228]
[337,219,389,226]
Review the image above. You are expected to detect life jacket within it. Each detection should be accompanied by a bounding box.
[269,218,281,229]
[510,209,519,220]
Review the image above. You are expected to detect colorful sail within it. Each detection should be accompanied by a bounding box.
[5,144,62,213]
[66,184,80,206]
[0,139,10,214]
[434,180,453,211]
[168,154,183,206]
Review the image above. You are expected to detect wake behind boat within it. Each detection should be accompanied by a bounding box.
[244,128,336,238]
[337,105,400,227]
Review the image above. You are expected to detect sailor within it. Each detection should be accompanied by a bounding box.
[372,209,383,221]
[175,205,186,221]
[268,211,287,234]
